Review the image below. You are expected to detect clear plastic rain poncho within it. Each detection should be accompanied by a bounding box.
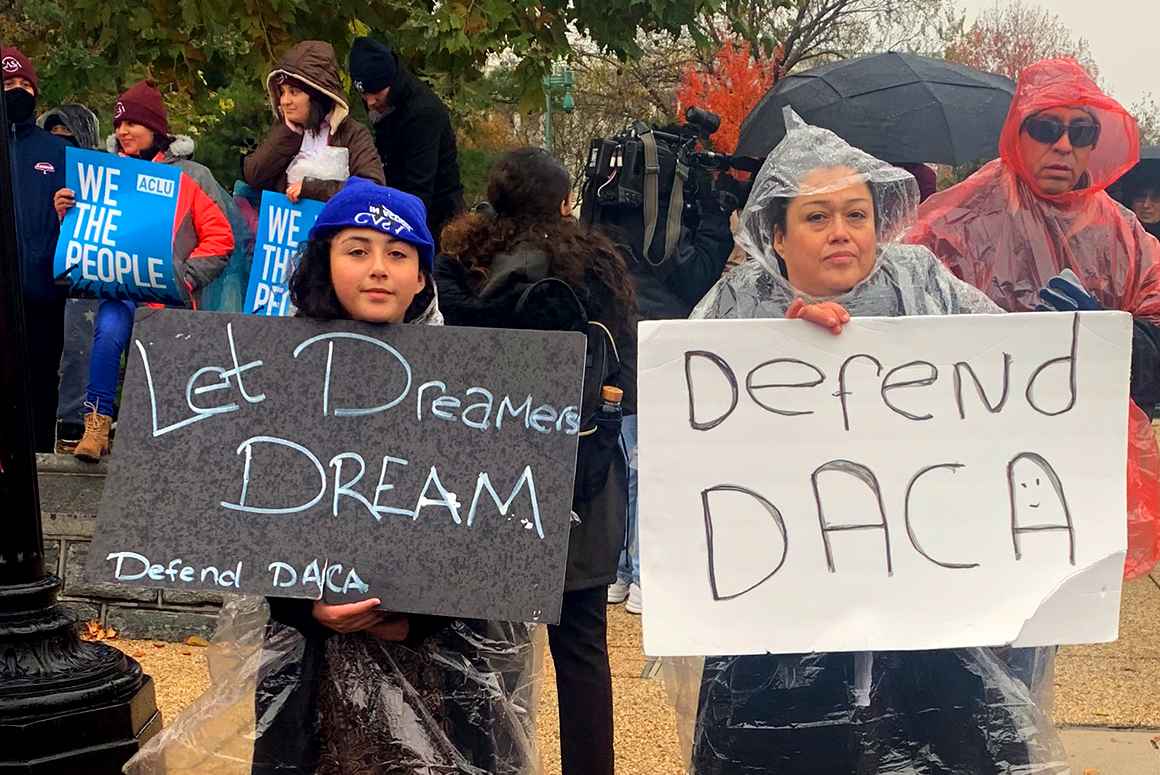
[908,58,1160,580]
[124,292,540,775]
[680,108,1068,775]
[124,597,542,775]
[693,108,1000,320]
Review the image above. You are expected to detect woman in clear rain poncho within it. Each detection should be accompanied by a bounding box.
[681,108,1068,774]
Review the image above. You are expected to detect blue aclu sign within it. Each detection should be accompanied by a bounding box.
[53,147,184,304]
[244,191,325,316]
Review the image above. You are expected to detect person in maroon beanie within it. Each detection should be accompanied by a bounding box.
[53,80,236,460]
[4,46,68,452]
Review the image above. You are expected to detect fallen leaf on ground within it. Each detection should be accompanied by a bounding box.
[79,620,118,641]
[184,635,209,647]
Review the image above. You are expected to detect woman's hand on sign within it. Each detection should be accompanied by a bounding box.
[311,598,384,634]
[53,188,76,220]
[786,298,851,335]
[286,181,303,204]
[367,615,410,642]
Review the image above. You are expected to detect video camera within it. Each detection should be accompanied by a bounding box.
[580,107,760,267]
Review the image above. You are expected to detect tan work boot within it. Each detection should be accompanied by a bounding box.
[74,404,113,462]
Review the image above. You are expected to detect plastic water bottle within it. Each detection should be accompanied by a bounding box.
[600,386,624,417]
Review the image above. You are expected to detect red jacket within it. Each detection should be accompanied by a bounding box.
[143,149,235,307]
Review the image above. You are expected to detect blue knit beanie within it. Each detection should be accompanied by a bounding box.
[309,177,434,271]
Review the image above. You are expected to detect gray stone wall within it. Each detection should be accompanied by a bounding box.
[38,454,221,641]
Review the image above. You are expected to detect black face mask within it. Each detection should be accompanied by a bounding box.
[4,88,36,125]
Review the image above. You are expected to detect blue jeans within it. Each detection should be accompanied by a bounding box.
[86,300,136,413]
[617,413,640,586]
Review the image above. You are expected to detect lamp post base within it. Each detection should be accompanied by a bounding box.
[0,575,161,773]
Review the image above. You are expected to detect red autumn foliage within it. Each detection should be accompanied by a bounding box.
[676,40,777,154]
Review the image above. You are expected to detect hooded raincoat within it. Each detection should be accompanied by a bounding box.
[123,286,542,775]
[38,104,100,150]
[908,58,1160,579]
[680,109,1068,775]
[243,41,385,202]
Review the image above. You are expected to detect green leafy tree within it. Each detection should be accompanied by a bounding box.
[2,0,718,183]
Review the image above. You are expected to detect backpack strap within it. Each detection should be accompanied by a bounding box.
[577,320,621,437]
[513,276,588,327]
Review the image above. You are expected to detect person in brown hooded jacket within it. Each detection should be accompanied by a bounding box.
[243,41,384,202]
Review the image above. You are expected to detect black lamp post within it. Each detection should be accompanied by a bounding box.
[0,42,160,771]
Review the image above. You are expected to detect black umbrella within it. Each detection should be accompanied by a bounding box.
[736,52,1015,165]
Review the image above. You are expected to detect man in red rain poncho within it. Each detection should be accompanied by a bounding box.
[909,58,1160,579]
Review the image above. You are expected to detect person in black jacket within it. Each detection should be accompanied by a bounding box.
[40,103,101,452]
[348,37,465,246]
[4,47,68,452]
[436,147,637,775]
[581,138,735,614]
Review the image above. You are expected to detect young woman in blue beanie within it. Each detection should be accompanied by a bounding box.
[243,177,538,775]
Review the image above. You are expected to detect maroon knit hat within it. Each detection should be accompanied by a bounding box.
[1,47,39,96]
[113,80,169,138]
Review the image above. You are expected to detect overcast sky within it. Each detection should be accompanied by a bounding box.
[956,0,1156,108]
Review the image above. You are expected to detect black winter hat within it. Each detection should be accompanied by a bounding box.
[349,37,397,95]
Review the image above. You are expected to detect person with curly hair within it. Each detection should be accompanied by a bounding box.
[436,147,637,775]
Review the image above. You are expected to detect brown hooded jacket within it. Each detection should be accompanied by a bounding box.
[243,41,384,201]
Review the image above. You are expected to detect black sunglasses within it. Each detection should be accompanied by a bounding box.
[1022,116,1101,148]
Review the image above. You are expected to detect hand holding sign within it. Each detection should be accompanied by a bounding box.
[312,597,385,633]
[786,298,851,335]
[54,187,76,219]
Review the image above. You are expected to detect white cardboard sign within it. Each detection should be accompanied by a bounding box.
[638,312,1130,657]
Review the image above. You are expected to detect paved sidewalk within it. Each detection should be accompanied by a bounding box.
[1054,574,1160,727]
[1059,727,1160,774]
[113,574,1160,774]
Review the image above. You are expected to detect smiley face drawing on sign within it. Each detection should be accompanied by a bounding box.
[1007,452,1076,564]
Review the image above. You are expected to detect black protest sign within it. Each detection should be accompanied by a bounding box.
[87,309,586,624]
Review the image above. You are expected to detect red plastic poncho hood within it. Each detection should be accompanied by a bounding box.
[1000,58,1139,199]
[908,58,1160,320]
[908,58,1160,580]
